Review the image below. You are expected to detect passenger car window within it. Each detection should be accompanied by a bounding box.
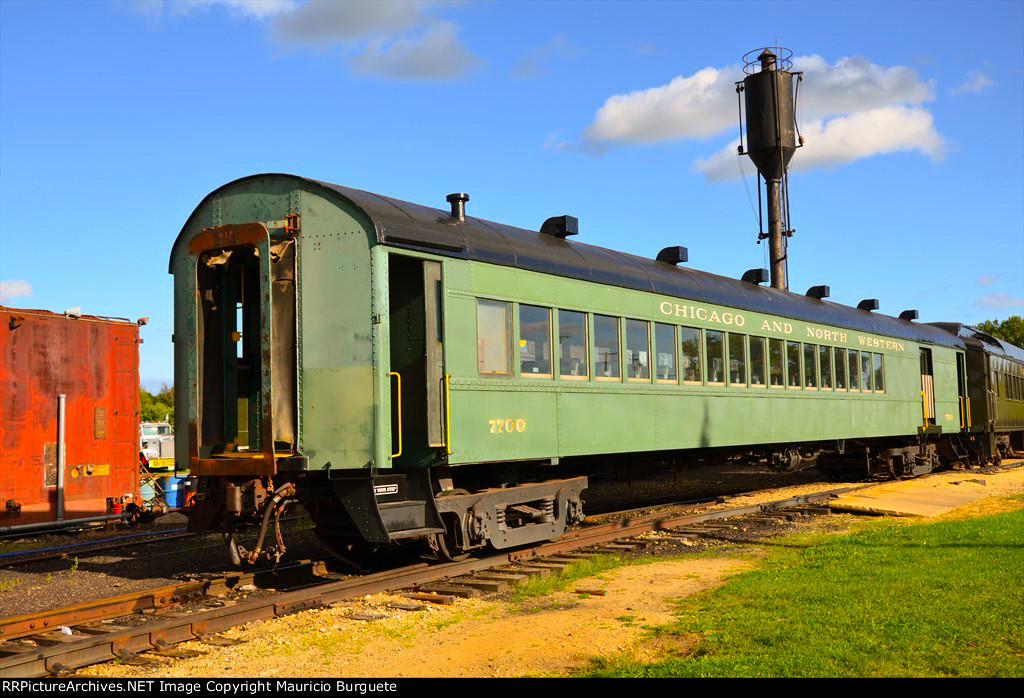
[519,305,551,378]
[861,351,873,391]
[819,345,833,390]
[769,339,785,387]
[626,319,650,381]
[848,350,860,390]
[873,353,885,392]
[594,315,620,380]
[655,323,677,383]
[477,299,511,376]
[558,310,588,380]
[749,336,766,386]
[680,327,702,384]
[729,333,746,385]
[803,343,817,388]
[835,348,847,390]
[787,341,801,388]
[706,330,725,384]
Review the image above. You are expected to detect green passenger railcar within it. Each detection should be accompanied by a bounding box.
[170,174,975,562]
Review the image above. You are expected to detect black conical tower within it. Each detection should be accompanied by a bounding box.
[738,47,801,291]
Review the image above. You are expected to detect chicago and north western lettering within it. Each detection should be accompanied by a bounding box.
[657,299,906,352]
[659,301,745,327]
[856,335,906,352]
[805,326,847,343]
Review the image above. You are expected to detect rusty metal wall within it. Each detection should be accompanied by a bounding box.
[0,307,140,525]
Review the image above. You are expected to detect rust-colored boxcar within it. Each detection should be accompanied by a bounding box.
[1,306,140,529]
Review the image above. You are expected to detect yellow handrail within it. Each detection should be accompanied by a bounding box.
[959,396,965,429]
[445,373,453,456]
[966,397,971,428]
[389,372,402,458]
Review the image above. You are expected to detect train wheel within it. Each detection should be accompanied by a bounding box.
[430,489,471,562]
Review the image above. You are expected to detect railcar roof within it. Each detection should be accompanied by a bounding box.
[0,305,136,326]
[173,174,964,350]
[930,323,1024,361]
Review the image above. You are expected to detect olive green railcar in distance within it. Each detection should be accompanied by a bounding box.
[932,323,1024,459]
[170,174,975,562]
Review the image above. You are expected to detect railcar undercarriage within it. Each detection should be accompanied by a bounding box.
[187,424,1021,566]
[187,469,588,565]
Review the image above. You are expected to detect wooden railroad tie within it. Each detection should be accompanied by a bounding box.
[401,592,456,606]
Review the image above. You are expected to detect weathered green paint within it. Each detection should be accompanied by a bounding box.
[294,186,376,471]
[172,175,378,472]
[990,354,1024,430]
[172,174,967,475]
[441,257,963,465]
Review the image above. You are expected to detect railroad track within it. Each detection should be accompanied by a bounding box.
[6,461,1021,678]
[0,516,311,569]
[0,530,194,569]
[0,486,858,678]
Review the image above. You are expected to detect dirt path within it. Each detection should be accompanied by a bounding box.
[81,556,754,678]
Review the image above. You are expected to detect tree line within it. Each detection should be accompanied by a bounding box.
[974,316,1024,348]
[140,384,174,425]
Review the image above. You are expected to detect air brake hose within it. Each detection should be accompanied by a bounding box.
[244,483,297,563]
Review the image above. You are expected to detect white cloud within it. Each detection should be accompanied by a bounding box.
[349,21,479,80]
[793,55,934,119]
[694,107,945,181]
[136,0,297,20]
[978,274,1001,286]
[271,0,428,43]
[576,54,943,177]
[583,66,737,147]
[951,70,995,96]
[582,55,935,150]
[976,293,1024,309]
[131,0,478,82]
[0,280,32,303]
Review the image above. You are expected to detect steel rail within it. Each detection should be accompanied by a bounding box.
[0,515,312,569]
[509,486,857,560]
[0,581,210,642]
[0,531,194,569]
[0,557,336,642]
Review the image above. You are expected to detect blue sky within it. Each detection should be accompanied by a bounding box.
[1,0,1022,387]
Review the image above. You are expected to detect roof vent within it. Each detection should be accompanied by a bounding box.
[857,299,880,311]
[656,246,688,265]
[899,309,919,321]
[806,285,830,299]
[540,215,578,239]
[446,192,469,222]
[741,268,770,285]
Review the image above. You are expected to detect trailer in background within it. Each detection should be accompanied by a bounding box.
[140,421,175,470]
[1,306,142,532]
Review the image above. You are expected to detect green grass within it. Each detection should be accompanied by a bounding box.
[582,507,1024,678]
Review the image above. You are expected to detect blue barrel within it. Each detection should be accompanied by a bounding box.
[160,476,186,508]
